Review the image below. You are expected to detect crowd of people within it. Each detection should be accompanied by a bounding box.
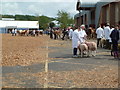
[96,24,120,59]
[48,23,120,59]
[11,23,120,59]
[11,28,17,36]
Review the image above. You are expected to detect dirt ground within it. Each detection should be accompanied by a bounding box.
[1,34,119,88]
[2,34,49,66]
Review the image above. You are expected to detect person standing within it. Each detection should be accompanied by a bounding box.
[69,27,73,40]
[96,25,104,47]
[50,28,53,39]
[79,24,87,43]
[12,28,14,36]
[62,27,69,40]
[33,30,36,36]
[72,27,81,58]
[110,25,115,55]
[14,28,17,36]
[104,23,111,49]
[110,25,119,59]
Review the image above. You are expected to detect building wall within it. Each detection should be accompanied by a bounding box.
[115,2,120,25]
[75,1,120,28]
[110,2,115,25]
[99,1,120,26]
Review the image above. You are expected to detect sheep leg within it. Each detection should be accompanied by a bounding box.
[81,50,83,57]
[87,50,90,57]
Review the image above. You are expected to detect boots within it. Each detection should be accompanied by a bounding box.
[113,51,119,59]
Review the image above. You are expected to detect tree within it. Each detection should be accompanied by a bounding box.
[38,15,55,30]
[49,22,55,29]
[57,10,74,28]
[2,15,14,18]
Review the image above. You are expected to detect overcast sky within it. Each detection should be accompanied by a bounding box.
[1,0,100,18]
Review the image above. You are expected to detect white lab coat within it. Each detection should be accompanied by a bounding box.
[33,30,36,34]
[109,28,114,42]
[72,29,81,48]
[104,26,111,40]
[14,29,17,34]
[79,29,87,43]
[69,29,73,39]
[12,29,14,33]
[96,27,104,39]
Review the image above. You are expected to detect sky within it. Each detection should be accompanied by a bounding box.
[0,0,100,18]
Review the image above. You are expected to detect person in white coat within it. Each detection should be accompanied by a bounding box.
[104,23,111,49]
[69,28,73,40]
[96,25,104,47]
[79,24,87,43]
[72,27,81,58]
[12,28,14,36]
[33,30,36,36]
[109,25,114,50]
[14,29,17,36]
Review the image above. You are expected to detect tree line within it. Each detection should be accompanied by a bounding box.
[1,10,74,30]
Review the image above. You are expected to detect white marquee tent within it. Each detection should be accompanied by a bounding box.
[0,21,39,33]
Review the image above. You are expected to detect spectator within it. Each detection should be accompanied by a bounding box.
[110,25,115,55]
[104,23,111,49]
[14,28,17,36]
[12,28,14,36]
[62,27,69,40]
[96,25,104,47]
[69,27,73,40]
[110,25,119,59]
[33,30,36,36]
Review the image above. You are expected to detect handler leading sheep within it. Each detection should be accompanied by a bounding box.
[72,25,87,58]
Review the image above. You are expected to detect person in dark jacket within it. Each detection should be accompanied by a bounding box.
[110,25,119,59]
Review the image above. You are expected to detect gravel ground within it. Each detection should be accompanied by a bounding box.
[48,66,118,88]
[2,34,48,66]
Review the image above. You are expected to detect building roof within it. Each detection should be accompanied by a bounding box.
[0,21,39,28]
[74,13,80,19]
[2,18,15,21]
[77,0,118,10]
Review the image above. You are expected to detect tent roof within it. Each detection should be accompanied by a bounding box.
[0,21,39,28]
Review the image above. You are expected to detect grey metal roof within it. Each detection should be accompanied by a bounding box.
[78,0,118,10]
[74,13,80,19]
[99,0,117,2]
[80,2,96,8]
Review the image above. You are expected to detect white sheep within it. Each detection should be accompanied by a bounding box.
[78,43,89,57]
[100,38,106,48]
[85,41,97,57]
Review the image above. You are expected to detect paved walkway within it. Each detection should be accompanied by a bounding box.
[48,40,118,71]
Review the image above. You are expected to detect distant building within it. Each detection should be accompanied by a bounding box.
[0,20,39,33]
[2,18,15,21]
[75,0,120,28]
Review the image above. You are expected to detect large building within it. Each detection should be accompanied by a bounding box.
[75,0,120,28]
[0,19,39,33]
